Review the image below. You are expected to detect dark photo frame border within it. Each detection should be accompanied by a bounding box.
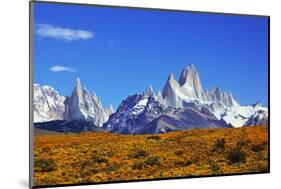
[29,1,270,188]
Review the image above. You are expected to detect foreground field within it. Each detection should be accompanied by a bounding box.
[34,126,268,187]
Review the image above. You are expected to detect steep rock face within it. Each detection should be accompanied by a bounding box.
[178,64,204,99]
[160,64,268,127]
[204,87,237,107]
[162,74,183,107]
[34,84,65,122]
[63,78,113,127]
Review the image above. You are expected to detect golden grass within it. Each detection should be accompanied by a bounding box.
[34,126,268,187]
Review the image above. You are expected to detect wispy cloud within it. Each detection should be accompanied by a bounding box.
[35,23,94,41]
[49,65,76,72]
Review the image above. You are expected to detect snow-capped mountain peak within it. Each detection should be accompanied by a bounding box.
[178,64,204,99]
[144,85,154,97]
[34,78,114,127]
[63,78,113,126]
[34,83,65,122]
[34,65,267,133]
[160,64,268,127]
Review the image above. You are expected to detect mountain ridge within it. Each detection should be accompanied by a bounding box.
[34,64,268,134]
[34,79,114,127]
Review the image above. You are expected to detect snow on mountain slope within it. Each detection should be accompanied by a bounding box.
[63,78,113,127]
[34,84,65,122]
[103,85,231,134]
[161,64,268,127]
[243,103,268,126]
[34,79,114,127]
[103,86,165,134]
[34,64,267,133]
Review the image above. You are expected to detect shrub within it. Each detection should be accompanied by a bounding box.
[174,150,184,156]
[90,168,99,174]
[105,163,118,173]
[228,149,246,164]
[251,144,265,152]
[93,156,108,164]
[237,140,250,147]
[146,135,161,140]
[41,147,50,153]
[210,164,220,172]
[175,160,192,167]
[34,158,56,172]
[81,160,92,168]
[213,138,225,151]
[104,151,115,157]
[129,149,148,158]
[131,161,144,170]
[145,156,161,166]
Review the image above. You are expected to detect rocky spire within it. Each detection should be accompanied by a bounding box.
[213,86,221,101]
[178,64,203,99]
[168,73,174,81]
[74,78,84,103]
[63,78,111,127]
[162,73,182,107]
[108,104,114,113]
[144,85,154,96]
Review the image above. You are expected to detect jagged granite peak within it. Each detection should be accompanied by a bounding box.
[168,73,174,81]
[213,86,222,100]
[105,104,115,116]
[178,64,204,99]
[160,65,268,127]
[108,104,115,113]
[34,83,65,122]
[155,90,168,108]
[156,90,162,98]
[144,85,154,96]
[204,87,237,107]
[63,78,112,127]
[162,73,182,107]
[163,68,204,107]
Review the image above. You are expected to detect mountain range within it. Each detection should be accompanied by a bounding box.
[34,79,114,127]
[34,64,268,134]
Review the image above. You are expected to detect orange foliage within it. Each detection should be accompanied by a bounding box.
[33,126,268,187]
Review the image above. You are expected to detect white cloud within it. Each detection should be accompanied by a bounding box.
[35,23,94,41]
[49,65,76,72]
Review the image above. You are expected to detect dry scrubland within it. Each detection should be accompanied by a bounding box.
[34,126,268,187]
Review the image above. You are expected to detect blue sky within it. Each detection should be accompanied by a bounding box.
[34,2,268,108]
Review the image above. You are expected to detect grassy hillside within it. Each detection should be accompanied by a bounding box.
[33,126,268,187]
